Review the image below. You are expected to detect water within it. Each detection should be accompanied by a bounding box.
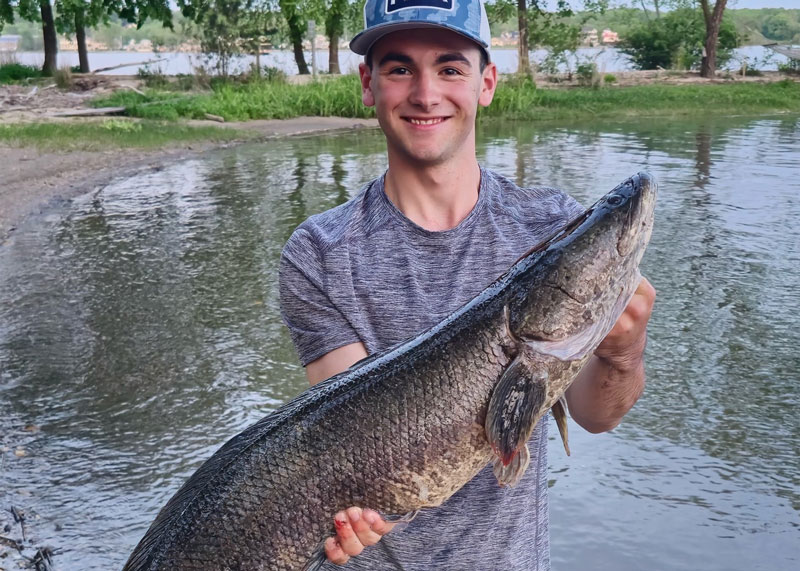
[11,45,790,75]
[1,115,799,569]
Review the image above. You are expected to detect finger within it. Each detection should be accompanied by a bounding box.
[324,536,350,566]
[362,508,396,536]
[348,507,385,547]
[636,276,656,300]
[608,278,656,339]
[334,510,365,557]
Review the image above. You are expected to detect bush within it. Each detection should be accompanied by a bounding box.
[576,62,598,86]
[53,66,73,89]
[620,8,739,71]
[137,65,170,89]
[604,74,617,84]
[0,62,42,83]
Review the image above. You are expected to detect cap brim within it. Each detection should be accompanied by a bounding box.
[350,21,489,57]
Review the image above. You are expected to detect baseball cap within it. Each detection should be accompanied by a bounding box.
[350,0,492,60]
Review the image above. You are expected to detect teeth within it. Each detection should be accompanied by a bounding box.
[409,118,443,125]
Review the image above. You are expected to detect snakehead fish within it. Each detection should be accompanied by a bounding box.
[124,172,657,571]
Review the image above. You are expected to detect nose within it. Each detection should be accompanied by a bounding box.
[408,69,441,110]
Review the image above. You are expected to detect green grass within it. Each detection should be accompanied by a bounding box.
[0,62,42,84]
[485,77,800,120]
[92,77,372,121]
[0,119,250,151]
[91,75,800,123]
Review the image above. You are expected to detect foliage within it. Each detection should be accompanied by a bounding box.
[728,8,800,44]
[621,7,738,70]
[575,60,599,86]
[761,12,800,42]
[53,64,72,87]
[0,61,41,82]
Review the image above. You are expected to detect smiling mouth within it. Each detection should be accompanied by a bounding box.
[406,117,446,126]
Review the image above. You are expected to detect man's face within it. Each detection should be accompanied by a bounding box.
[359,28,497,168]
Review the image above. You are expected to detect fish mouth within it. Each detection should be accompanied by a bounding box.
[615,173,656,257]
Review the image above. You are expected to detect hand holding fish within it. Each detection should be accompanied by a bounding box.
[566,277,656,433]
[594,277,656,371]
[325,507,395,566]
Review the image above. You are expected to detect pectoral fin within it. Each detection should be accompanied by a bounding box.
[485,356,547,486]
[551,397,571,456]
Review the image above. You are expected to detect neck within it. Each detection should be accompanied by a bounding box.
[384,154,482,232]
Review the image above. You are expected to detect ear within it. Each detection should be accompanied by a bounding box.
[478,62,498,108]
[359,62,375,107]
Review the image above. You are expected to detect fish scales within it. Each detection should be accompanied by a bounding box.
[124,173,656,571]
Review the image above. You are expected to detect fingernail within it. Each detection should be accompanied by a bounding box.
[334,512,347,530]
[347,507,361,522]
[363,509,377,524]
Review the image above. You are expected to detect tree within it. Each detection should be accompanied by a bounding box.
[2,1,59,74]
[324,0,348,74]
[54,0,104,73]
[38,0,57,74]
[699,0,727,78]
[487,1,605,76]
[178,0,287,77]
[1,0,172,74]
[620,7,737,71]
[278,0,309,74]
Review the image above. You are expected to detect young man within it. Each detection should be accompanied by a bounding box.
[279,0,655,568]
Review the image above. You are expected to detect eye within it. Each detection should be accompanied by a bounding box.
[389,67,411,75]
[607,195,623,206]
[441,67,462,76]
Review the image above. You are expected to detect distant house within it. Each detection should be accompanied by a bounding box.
[0,35,20,52]
[601,29,619,44]
[581,27,599,47]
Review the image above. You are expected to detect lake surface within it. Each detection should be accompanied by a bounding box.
[13,45,790,76]
[1,114,799,569]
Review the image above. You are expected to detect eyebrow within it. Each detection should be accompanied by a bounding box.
[377,51,473,68]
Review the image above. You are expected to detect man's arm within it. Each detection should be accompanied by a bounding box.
[306,342,368,386]
[566,277,656,433]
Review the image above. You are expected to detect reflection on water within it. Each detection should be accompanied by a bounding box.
[1,116,799,569]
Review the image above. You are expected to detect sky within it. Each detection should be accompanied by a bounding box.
[728,1,799,8]
[608,0,799,9]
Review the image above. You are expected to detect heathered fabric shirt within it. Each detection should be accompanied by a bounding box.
[279,168,583,571]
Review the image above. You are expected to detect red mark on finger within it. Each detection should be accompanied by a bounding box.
[334,519,347,531]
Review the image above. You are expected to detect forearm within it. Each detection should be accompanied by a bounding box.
[565,354,646,434]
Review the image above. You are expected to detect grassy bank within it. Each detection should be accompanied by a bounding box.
[0,120,249,151]
[91,75,800,123]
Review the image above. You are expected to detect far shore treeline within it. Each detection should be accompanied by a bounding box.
[1,1,800,79]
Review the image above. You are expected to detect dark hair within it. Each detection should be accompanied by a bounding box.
[365,44,490,73]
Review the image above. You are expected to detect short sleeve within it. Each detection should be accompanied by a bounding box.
[278,228,362,366]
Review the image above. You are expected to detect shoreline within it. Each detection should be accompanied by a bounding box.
[1,70,798,242]
[0,116,378,242]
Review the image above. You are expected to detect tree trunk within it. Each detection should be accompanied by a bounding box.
[75,11,90,73]
[517,0,530,75]
[328,32,340,74]
[280,0,310,75]
[40,0,58,75]
[291,33,310,75]
[326,0,347,74]
[700,0,728,78]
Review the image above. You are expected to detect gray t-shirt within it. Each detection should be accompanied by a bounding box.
[279,168,582,570]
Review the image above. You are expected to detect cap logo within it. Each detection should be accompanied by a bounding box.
[385,0,454,14]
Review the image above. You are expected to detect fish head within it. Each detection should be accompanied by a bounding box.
[508,172,656,361]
